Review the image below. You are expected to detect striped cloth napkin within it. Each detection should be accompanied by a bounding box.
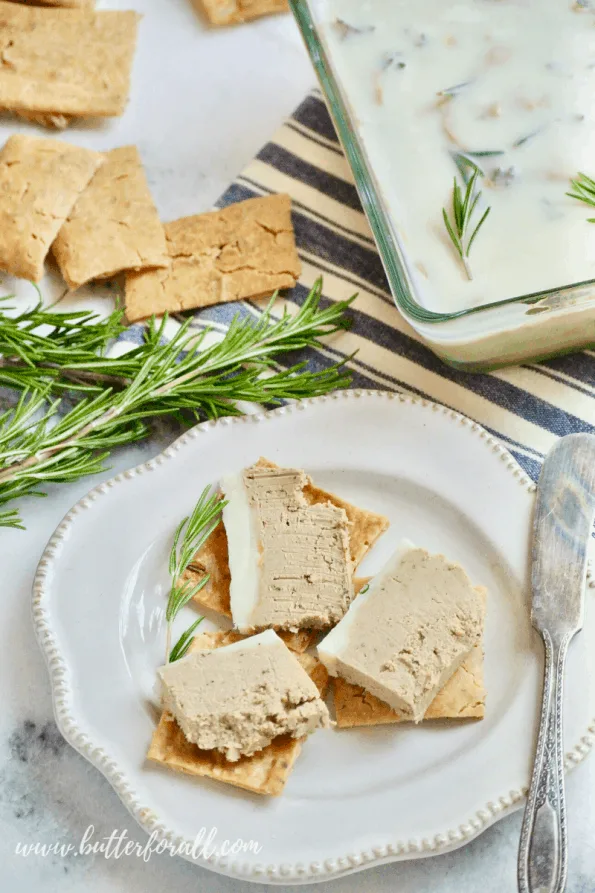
[171,90,595,482]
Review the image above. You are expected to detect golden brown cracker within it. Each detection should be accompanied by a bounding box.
[0,134,103,280]
[124,194,300,321]
[333,646,486,728]
[147,630,328,796]
[0,4,139,118]
[53,146,168,289]
[147,714,302,797]
[5,0,93,6]
[199,0,288,26]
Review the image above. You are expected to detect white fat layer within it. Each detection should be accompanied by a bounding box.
[220,471,260,631]
[317,538,416,673]
[215,628,281,653]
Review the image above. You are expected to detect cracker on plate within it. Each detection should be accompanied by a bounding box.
[0,4,139,119]
[0,134,103,281]
[333,645,486,728]
[124,194,301,321]
[53,146,168,289]
[185,459,389,650]
[198,0,288,26]
[147,631,328,796]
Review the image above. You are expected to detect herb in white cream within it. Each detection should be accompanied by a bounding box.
[442,169,491,280]
[567,171,595,221]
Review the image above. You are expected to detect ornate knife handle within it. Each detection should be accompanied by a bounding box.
[518,631,571,893]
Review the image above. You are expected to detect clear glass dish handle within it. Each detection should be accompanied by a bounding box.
[518,632,570,893]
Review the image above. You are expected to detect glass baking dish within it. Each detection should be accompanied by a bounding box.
[289,0,595,370]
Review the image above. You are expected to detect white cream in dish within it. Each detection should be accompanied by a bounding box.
[321,0,595,312]
[318,541,486,721]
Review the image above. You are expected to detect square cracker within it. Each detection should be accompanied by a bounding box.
[52,146,168,289]
[147,631,328,796]
[186,459,389,647]
[0,4,139,118]
[333,645,486,728]
[199,0,288,26]
[0,134,103,281]
[6,0,93,7]
[124,194,301,322]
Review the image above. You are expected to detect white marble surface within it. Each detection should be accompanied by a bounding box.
[1,0,595,890]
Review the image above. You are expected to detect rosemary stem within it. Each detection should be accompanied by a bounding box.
[165,624,172,665]
[0,357,130,388]
[463,256,473,280]
[0,404,122,486]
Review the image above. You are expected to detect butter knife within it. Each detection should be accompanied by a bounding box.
[518,433,595,893]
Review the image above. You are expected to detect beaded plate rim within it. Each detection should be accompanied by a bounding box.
[32,390,595,884]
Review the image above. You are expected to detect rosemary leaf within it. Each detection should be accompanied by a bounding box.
[169,616,204,663]
[334,18,375,39]
[437,80,474,98]
[567,171,595,215]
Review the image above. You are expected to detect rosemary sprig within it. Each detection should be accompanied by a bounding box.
[442,169,491,280]
[165,487,226,662]
[0,280,354,529]
[169,616,204,663]
[567,172,595,221]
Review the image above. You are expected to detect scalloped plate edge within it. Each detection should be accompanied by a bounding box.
[31,390,595,885]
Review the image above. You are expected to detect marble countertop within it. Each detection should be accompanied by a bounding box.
[1,1,595,891]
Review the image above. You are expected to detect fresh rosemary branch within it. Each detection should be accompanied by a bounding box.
[165,487,226,662]
[0,279,354,529]
[442,169,491,280]
[567,172,595,221]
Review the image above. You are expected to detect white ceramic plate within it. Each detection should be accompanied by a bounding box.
[32,391,595,885]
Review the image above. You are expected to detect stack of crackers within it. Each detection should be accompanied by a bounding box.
[147,460,487,796]
[0,132,301,313]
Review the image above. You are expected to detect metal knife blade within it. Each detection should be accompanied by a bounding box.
[531,433,595,639]
[519,432,595,893]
